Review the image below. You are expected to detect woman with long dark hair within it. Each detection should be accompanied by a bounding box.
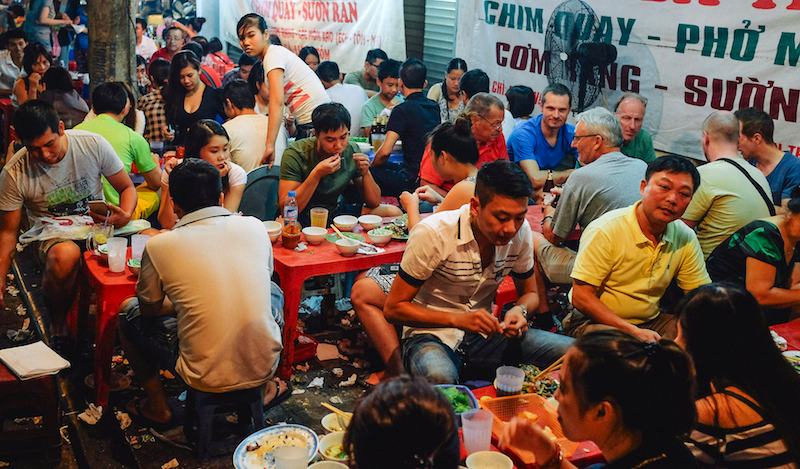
[158,119,246,229]
[13,42,51,105]
[501,330,698,468]
[39,66,88,128]
[164,50,224,145]
[426,58,467,123]
[677,283,800,467]
[298,45,320,72]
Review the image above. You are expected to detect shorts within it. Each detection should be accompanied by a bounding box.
[534,237,576,285]
[365,266,397,294]
[34,238,77,264]
[133,185,160,220]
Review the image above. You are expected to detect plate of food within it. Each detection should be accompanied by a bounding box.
[387,214,409,240]
[233,424,319,469]
[520,364,559,398]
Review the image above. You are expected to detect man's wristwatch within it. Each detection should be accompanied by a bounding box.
[512,304,528,319]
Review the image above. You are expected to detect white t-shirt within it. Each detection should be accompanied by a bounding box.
[262,45,330,125]
[503,109,515,143]
[326,83,368,137]
[0,130,124,221]
[137,206,282,392]
[223,113,287,171]
[136,35,158,61]
[0,50,21,91]
[161,160,247,189]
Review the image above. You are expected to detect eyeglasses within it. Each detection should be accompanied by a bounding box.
[572,133,600,141]
[478,114,504,130]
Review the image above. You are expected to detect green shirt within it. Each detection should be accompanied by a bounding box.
[620,128,656,163]
[344,71,379,93]
[280,137,360,217]
[75,114,158,206]
[360,93,404,129]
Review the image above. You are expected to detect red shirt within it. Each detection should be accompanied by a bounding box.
[149,47,175,63]
[419,133,508,191]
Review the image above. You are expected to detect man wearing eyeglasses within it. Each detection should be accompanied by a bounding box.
[344,48,388,98]
[507,84,578,192]
[535,107,646,288]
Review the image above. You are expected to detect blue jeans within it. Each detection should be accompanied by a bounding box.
[402,330,573,384]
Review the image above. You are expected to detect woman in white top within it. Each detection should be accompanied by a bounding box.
[158,119,246,229]
[426,58,467,124]
[236,13,329,166]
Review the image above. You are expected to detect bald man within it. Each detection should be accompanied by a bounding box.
[615,93,656,163]
[682,111,773,258]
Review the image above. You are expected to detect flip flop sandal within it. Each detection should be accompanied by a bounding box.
[125,397,178,431]
[263,378,293,412]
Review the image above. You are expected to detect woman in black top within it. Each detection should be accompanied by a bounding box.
[164,50,223,145]
[500,330,698,469]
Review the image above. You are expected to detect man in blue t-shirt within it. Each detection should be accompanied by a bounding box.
[735,107,800,207]
[507,84,577,191]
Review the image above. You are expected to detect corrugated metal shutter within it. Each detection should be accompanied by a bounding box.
[404,0,426,61]
[423,0,458,84]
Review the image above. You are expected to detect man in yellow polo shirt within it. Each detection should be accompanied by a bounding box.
[568,155,710,342]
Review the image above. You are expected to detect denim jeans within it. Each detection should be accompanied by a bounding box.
[402,330,574,384]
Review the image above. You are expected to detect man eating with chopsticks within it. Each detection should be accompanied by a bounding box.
[384,161,572,384]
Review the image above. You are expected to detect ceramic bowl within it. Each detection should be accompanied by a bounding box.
[321,412,351,433]
[302,226,327,245]
[333,215,358,232]
[127,258,141,275]
[358,214,382,230]
[465,451,513,469]
[318,431,348,462]
[334,238,359,257]
[263,220,282,242]
[367,228,392,246]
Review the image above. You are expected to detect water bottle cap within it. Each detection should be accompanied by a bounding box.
[288,191,296,197]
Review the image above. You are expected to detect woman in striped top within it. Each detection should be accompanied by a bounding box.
[676,283,800,467]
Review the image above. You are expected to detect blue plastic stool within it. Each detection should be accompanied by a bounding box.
[184,386,264,459]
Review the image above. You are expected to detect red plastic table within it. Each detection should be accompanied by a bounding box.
[272,231,407,378]
[771,318,800,351]
[82,249,137,407]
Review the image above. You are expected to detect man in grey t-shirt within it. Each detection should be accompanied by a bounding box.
[0,101,136,336]
[537,107,646,284]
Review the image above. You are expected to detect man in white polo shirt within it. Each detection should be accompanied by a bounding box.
[117,159,285,428]
[385,161,573,384]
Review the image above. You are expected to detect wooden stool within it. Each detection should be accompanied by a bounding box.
[184,386,264,459]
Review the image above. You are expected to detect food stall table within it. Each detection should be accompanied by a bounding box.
[82,249,137,407]
[771,318,800,351]
[472,386,604,468]
[272,233,406,378]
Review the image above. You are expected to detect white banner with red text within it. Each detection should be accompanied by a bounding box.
[456,0,800,160]
[220,0,406,75]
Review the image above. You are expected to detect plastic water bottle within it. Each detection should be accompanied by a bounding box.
[284,191,298,227]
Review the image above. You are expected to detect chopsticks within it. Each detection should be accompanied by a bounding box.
[321,402,352,419]
[532,355,564,383]
[330,224,381,253]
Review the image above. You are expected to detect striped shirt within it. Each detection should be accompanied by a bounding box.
[399,204,535,350]
[686,388,797,468]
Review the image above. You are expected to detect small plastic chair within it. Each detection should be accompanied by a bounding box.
[184,386,265,459]
[239,165,281,221]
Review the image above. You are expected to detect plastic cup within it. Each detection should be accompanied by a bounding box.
[274,445,308,469]
[106,237,127,273]
[466,451,513,469]
[462,409,493,454]
[310,207,329,229]
[495,365,525,396]
[131,234,150,261]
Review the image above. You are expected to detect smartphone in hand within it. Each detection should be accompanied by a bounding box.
[88,200,110,214]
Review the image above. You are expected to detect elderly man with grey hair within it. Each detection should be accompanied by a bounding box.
[682,110,773,258]
[535,106,647,288]
[615,92,656,163]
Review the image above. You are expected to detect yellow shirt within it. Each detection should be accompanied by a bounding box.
[570,202,710,323]
[682,156,772,258]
